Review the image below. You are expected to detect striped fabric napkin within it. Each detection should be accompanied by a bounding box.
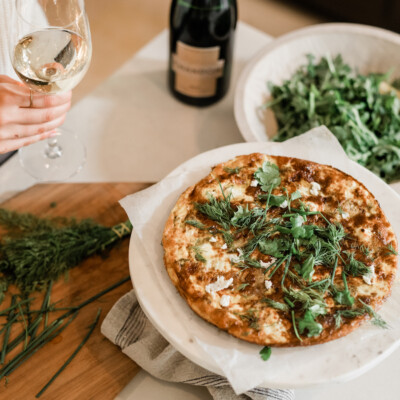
[101,290,295,400]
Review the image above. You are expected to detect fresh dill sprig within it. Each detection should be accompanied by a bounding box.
[283,286,327,312]
[0,208,58,235]
[195,194,233,230]
[343,251,371,277]
[334,308,366,329]
[360,244,372,257]
[0,212,133,296]
[359,300,389,329]
[262,298,289,312]
[223,166,241,175]
[185,220,206,230]
[236,309,259,330]
[385,243,398,256]
[237,283,249,291]
[191,245,207,263]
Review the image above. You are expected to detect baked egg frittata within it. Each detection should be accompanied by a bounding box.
[162,154,398,346]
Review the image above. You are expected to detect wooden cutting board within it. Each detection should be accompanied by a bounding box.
[0,183,152,400]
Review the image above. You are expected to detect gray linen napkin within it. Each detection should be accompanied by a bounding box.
[101,290,295,400]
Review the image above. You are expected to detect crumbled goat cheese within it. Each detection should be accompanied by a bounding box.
[341,212,350,219]
[230,249,244,264]
[264,280,273,290]
[310,181,321,196]
[209,236,217,243]
[250,180,259,187]
[363,228,372,238]
[280,200,288,209]
[205,276,233,294]
[220,295,231,307]
[363,265,376,285]
[221,243,228,250]
[260,258,276,268]
[230,256,241,263]
[309,304,325,314]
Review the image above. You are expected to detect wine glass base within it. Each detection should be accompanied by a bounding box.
[19,131,86,182]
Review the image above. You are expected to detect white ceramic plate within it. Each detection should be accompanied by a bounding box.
[127,130,400,390]
[234,23,400,143]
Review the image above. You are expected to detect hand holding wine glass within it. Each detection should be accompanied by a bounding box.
[0,75,71,154]
[10,0,92,181]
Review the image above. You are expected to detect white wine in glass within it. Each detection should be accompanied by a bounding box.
[11,0,92,181]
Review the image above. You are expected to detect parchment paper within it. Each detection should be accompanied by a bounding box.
[120,126,400,394]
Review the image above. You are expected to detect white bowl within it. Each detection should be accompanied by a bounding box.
[234,23,400,142]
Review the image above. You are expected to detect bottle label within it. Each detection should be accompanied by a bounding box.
[172,41,224,98]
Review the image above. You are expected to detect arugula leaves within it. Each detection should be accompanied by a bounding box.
[266,54,400,182]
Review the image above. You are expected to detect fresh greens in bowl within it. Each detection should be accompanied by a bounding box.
[265,55,400,182]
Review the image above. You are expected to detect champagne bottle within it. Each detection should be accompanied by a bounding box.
[168,0,237,106]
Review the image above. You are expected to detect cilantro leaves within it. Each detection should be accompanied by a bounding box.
[297,254,315,282]
[254,161,281,191]
[259,346,272,361]
[258,238,289,258]
[297,309,323,337]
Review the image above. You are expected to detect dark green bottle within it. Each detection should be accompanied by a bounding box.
[168,0,237,106]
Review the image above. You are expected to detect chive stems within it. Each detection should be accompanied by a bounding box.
[1,296,17,364]
[16,302,28,350]
[35,309,102,398]
[291,310,302,342]
[0,276,130,384]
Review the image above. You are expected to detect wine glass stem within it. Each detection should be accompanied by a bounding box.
[45,136,63,159]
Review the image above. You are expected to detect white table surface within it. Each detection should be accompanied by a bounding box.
[1,22,400,400]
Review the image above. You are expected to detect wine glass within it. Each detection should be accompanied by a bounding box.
[10,0,92,181]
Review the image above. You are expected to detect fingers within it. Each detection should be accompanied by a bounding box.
[0,75,25,86]
[23,90,72,109]
[0,130,57,154]
[0,114,66,140]
[12,101,71,125]
[0,82,72,108]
